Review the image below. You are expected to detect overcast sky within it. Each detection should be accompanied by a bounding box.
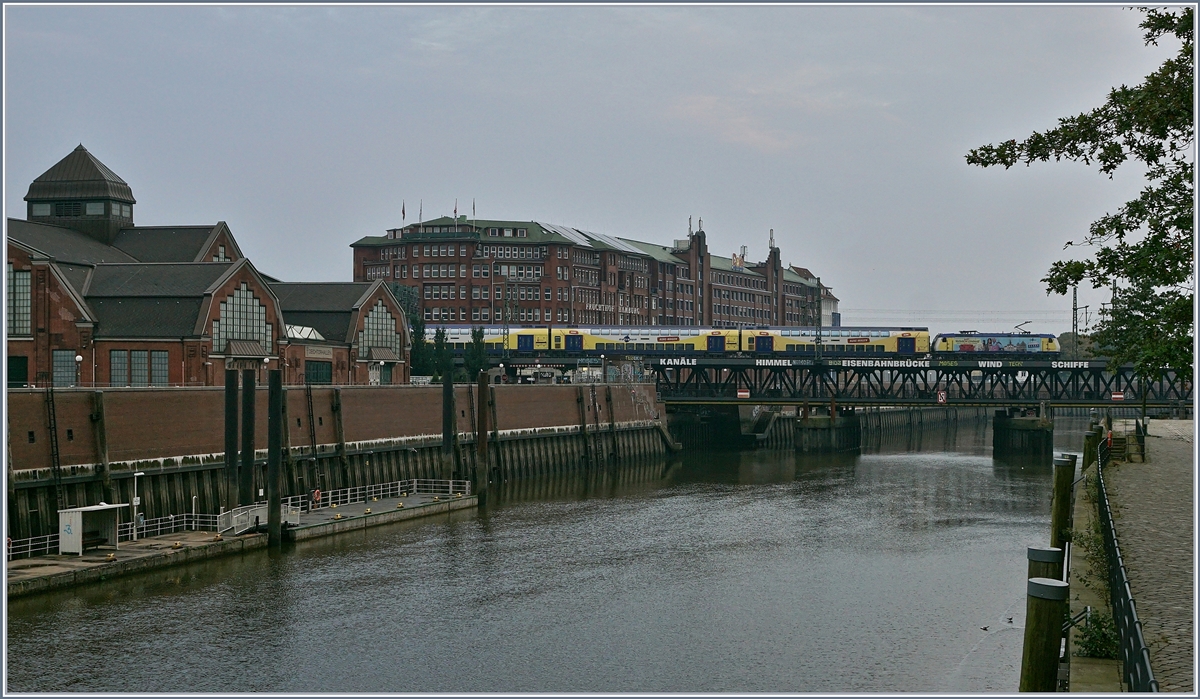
[4,4,1179,335]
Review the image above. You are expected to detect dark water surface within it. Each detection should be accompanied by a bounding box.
[6,417,1092,692]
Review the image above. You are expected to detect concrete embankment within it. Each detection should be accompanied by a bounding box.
[7,530,267,599]
[7,383,672,540]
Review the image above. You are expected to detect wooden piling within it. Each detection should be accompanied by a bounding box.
[475,370,489,503]
[1019,577,1069,692]
[239,369,256,506]
[1026,546,1064,581]
[267,370,282,546]
[224,369,238,510]
[1050,455,1075,549]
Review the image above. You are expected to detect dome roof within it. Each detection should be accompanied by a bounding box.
[24,144,136,203]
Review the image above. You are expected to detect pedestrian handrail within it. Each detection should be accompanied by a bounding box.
[7,511,228,560]
[1095,443,1159,692]
[283,478,471,512]
[6,533,60,560]
[118,512,222,541]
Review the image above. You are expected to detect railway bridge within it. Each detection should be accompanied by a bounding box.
[647,357,1192,408]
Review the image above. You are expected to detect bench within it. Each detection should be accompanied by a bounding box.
[82,531,107,551]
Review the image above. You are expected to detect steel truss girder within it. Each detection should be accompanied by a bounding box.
[652,364,1192,407]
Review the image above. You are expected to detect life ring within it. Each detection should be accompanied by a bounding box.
[312,489,322,504]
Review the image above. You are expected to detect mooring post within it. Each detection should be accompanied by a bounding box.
[1019,577,1069,692]
[1050,455,1075,549]
[1082,430,1099,470]
[442,371,455,480]
[1027,546,1064,581]
[224,369,239,510]
[475,369,489,504]
[267,369,282,546]
[239,369,256,506]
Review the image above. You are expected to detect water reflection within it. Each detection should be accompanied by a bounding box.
[6,414,1083,693]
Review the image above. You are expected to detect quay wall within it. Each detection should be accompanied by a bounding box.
[6,384,670,539]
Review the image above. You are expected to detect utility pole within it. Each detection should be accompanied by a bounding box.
[815,276,823,363]
[1072,285,1079,360]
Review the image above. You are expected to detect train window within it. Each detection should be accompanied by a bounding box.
[656,343,664,350]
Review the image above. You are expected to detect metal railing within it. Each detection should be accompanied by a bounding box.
[1095,439,1159,692]
[117,513,222,542]
[6,533,60,560]
[283,478,471,513]
[215,502,300,535]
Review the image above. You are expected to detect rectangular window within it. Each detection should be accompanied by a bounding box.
[110,350,129,386]
[6,264,31,335]
[424,245,431,257]
[482,308,490,321]
[473,265,480,278]
[460,308,467,321]
[31,203,51,217]
[150,350,169,386]
[52,350,77,387]
[130,351,149,387]
[122,204,131,218]
[424,309,431,320]
[85,202,105,215]
[482,286,490,300]
[472,308,480,321]
[424,286,432,299]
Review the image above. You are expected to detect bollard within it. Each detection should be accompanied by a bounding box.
[1049,455,1075,549]
[1027,546,1064,581]
[1019,577,1069,692]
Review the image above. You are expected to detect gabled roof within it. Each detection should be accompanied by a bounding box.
[111,224,226,262]
[24,145,136,203]
[782,268,818,286]
[88,298,205,338]
[83,263,234,297]
[617,238,686,265]
[709,254,765,276]
[56,263,95,294]
[7,218,138,265]
[270,282,375,312]
[270,282,378,344]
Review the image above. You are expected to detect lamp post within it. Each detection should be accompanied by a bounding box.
[74,354,82,387]
[601,354,607,384]
[132,471,146,541]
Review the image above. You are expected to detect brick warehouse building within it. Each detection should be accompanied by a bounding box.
[7,145,411,388]
[352,218,839,329]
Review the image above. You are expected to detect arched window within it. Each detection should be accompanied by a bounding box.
[357,300,401,357]
[212,282,272,353]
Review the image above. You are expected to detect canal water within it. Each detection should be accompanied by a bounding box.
[6,416,1093,693]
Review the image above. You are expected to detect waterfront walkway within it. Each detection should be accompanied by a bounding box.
[7,529,266,598]
[1105,419,1194,692]
[7,491,475,597]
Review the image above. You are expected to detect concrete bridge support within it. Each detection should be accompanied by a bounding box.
[992,408,1054,466]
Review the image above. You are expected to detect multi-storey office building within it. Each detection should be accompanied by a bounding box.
[352,219,836,328]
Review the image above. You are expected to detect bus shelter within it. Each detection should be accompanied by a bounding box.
[58,503,127,556]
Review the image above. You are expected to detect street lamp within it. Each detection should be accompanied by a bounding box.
[132,471,146,541]
[601,354,607,384]
[74,354,82,387]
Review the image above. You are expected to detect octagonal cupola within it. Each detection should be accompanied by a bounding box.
[24,144,136,245]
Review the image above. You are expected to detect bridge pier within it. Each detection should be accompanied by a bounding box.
[992,408,1054,466]
[795,407,861,454]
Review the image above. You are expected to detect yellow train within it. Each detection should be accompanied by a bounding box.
[441,326,931,357]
